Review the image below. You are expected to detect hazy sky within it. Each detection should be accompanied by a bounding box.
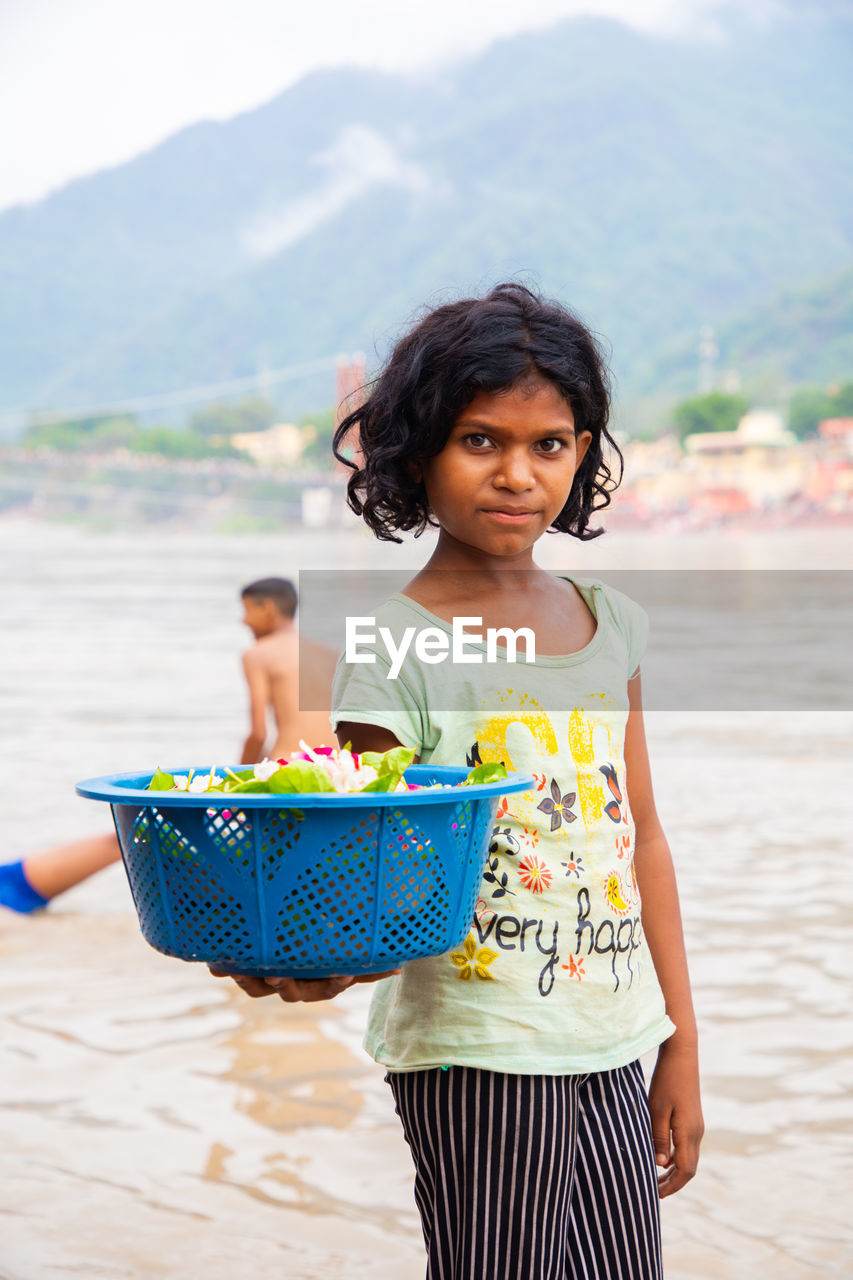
[1,0,772,213]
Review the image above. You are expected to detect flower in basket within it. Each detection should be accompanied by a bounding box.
[288,742,381,792]
[172,769,226,792]
[252,759,281,782]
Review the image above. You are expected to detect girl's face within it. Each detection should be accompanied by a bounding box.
[419,377,592,563]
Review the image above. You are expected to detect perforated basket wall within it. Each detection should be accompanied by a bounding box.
[109,783,502,978]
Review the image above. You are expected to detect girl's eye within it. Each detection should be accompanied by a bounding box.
[463,433,493,450]
[536,438,566,454]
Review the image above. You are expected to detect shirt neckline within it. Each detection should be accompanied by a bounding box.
[388,574,606,668]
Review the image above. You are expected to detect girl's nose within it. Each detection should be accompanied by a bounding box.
[493,450,535,491]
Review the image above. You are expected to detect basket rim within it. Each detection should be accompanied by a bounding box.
[75,764,535,808]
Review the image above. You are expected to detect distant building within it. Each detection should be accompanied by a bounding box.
[683,409,794,454]
[231,422,310,466]
[803,459,853,507]
[805,418,853,508]
[612,409,853,526]
[818,417,853,438]
[618,436,692,516]
[817,418,853,461]
[736,409,792,444]
[682,408,804,505]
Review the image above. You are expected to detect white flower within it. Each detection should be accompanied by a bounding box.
[333,764,380,793]
[253,758,280,781]
[328,749,379,793]
[294,740,382,793]
[353,765,379,788]
[189,773,219,792]
[172,770,223,792]
[296,741,355,792]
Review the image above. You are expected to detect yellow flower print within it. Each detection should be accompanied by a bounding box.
[450,934,498,981]
[604,871,631,915]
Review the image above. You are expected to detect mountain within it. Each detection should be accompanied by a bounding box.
[643,264,853,400]
[1,6,851,426]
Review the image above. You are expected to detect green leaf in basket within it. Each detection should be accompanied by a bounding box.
[220,768,252,791]
[221,767,247,785]
[360,772,404,792]
[462,762,508,786]
[360,744,417,775]
[225,777,269,794]
[268,760,335,793]
[148,767,176,791]
[359,743,417,792]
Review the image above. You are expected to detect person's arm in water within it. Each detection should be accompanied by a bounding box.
[240,647,270,764]
[211,721,407,1001]
[625,671,705,1198]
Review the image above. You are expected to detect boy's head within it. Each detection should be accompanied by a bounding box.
[333,281,620,543]
[241,577,297,638]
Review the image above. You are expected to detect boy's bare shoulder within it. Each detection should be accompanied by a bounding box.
[244,630,301,673]
[244,631,337,677]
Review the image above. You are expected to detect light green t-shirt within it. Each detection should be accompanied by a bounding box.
[331,577,676,1074]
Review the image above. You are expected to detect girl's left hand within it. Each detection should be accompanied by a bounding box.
[648,1038,705,1198]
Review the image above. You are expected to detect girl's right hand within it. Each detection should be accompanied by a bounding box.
[208,966,400,1003]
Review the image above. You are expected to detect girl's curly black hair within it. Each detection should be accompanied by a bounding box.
[333,282,622,543]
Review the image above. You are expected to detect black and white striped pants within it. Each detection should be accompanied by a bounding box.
[388,1059,663,1280]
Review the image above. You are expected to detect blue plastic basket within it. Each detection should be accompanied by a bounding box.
[76,766,533,979]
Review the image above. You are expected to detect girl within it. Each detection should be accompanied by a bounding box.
[235,282,703,1279]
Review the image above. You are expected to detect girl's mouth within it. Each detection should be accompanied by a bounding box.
[481,508,539,524]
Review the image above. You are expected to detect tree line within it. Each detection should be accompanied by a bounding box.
[17,396,337,466]
[670,382,853,443]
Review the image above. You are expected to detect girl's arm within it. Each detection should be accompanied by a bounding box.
[625,671,705,1198]
[335,723,410,755]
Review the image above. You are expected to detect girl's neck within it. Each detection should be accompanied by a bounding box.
[406,533,562,611]
[422,531,542,579]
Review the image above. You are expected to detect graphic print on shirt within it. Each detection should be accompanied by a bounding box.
[600,761,624,823]
[449,932,499,981]
[455,693,644,996]
[537,777,578,830]
[476,736,522,902]
[604,872,631,914]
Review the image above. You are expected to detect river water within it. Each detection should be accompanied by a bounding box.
[1,517,852,1279]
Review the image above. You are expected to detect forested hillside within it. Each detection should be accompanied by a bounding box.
[1,5,850,425]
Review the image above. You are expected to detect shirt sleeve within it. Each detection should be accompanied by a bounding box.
[601,585,650,678]
[626,597,649,676]
[331,649,426,750]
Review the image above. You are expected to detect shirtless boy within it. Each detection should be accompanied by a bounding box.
[239,577,336,763]
[1,578,336,912]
